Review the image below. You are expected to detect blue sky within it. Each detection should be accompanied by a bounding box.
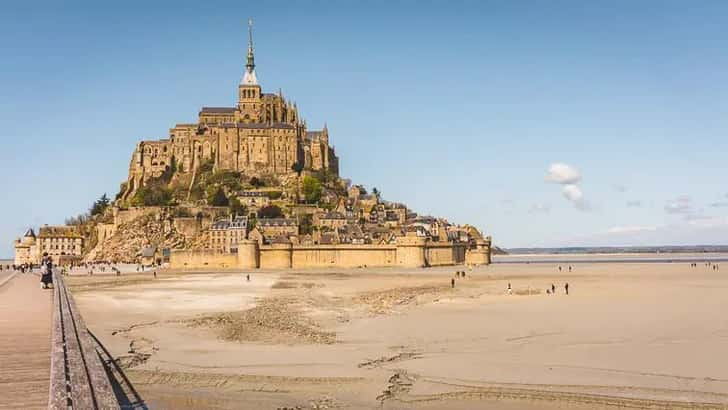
[1,1,727,257]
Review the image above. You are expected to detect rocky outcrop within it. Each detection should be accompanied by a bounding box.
[87,210,208,263]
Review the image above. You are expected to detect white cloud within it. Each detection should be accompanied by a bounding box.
[664,196,692,214]
[562,184,582,201]
[545,163,589,211]
[562,184,590,211]
[626,200,642,207]
[545,163,581,185]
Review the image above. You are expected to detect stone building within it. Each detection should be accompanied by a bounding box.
[121,21,338,201]
[36,226,84,261]
[314,212,348,229]
[209,215,249,253]
[13,229,39,265]
[256,218,298,241]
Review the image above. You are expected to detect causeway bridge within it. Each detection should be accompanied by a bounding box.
[0,271,144,409]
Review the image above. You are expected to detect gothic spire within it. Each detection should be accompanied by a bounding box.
[246,18,255,71]
[241,19,258,85]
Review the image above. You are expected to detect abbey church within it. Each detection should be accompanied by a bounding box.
[121,21,338,201]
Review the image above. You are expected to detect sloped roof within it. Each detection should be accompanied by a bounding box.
[211,219,231,230]
[38,226,82,239]
[200,107,236,114]
[258,218,297,227]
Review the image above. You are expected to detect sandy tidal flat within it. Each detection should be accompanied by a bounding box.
[70,262,728,409]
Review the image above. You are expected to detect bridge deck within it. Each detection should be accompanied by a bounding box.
[0,274,52,410]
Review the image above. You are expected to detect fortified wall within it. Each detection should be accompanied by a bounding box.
[170,237,491,270]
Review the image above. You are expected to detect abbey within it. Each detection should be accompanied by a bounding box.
[121,21,338,201]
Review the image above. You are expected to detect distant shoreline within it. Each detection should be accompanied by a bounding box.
[504,245,728,255]
[493,252,728,264]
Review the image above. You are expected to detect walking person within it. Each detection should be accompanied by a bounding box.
[507,282,512,295]
[40,254,53,289]
[551,283,556,294]
[565,282,569,295]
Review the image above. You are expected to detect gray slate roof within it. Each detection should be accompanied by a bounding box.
[258,218,297,227]
[200,107,236,114]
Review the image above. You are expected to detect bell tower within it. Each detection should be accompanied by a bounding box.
[238,19,261,123]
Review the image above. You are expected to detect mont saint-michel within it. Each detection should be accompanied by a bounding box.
[13,21,492,270]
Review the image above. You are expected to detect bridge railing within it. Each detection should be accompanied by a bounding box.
[49,271,119,410]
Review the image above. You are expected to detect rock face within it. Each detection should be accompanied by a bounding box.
[88,211,208,263]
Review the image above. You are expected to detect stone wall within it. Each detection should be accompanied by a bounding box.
[426,242,467,266]
[170,249,238,269]
[171,238,488,270]
[290,244,397,268]
[259,243,293,269]
[114,207,162,227]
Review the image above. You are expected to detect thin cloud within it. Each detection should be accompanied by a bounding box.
[686,216,728,228]
[529,204,551,214]
[606,225,658,234]
[562,184,590,211]
[664,196,691,214]
[710,202,728,208]
[626,200,642,207]
[614,184,627,193]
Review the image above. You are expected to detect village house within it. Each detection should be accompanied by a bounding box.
[256,218,298,241]
[36,225,84,262]
[209,215,249,252]
[314,211,348,229]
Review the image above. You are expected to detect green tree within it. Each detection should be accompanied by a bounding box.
[258,204,283,219]
[209,187,230,207]
[291,162,304,176]
[299,214,314,235]
[90,193,111,216]
[229,196,248,217]
[130,184,172,206]
[249,176,265,188]
[302,176,322,203]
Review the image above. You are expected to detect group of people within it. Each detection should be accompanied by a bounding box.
[451,270,468,288]
[506,282,569,295]
[690,261,721,270]
[557,265,573,272]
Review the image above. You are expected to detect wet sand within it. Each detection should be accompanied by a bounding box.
[70,261,728,409]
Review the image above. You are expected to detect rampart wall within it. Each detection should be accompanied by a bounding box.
[170,238,487,270]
